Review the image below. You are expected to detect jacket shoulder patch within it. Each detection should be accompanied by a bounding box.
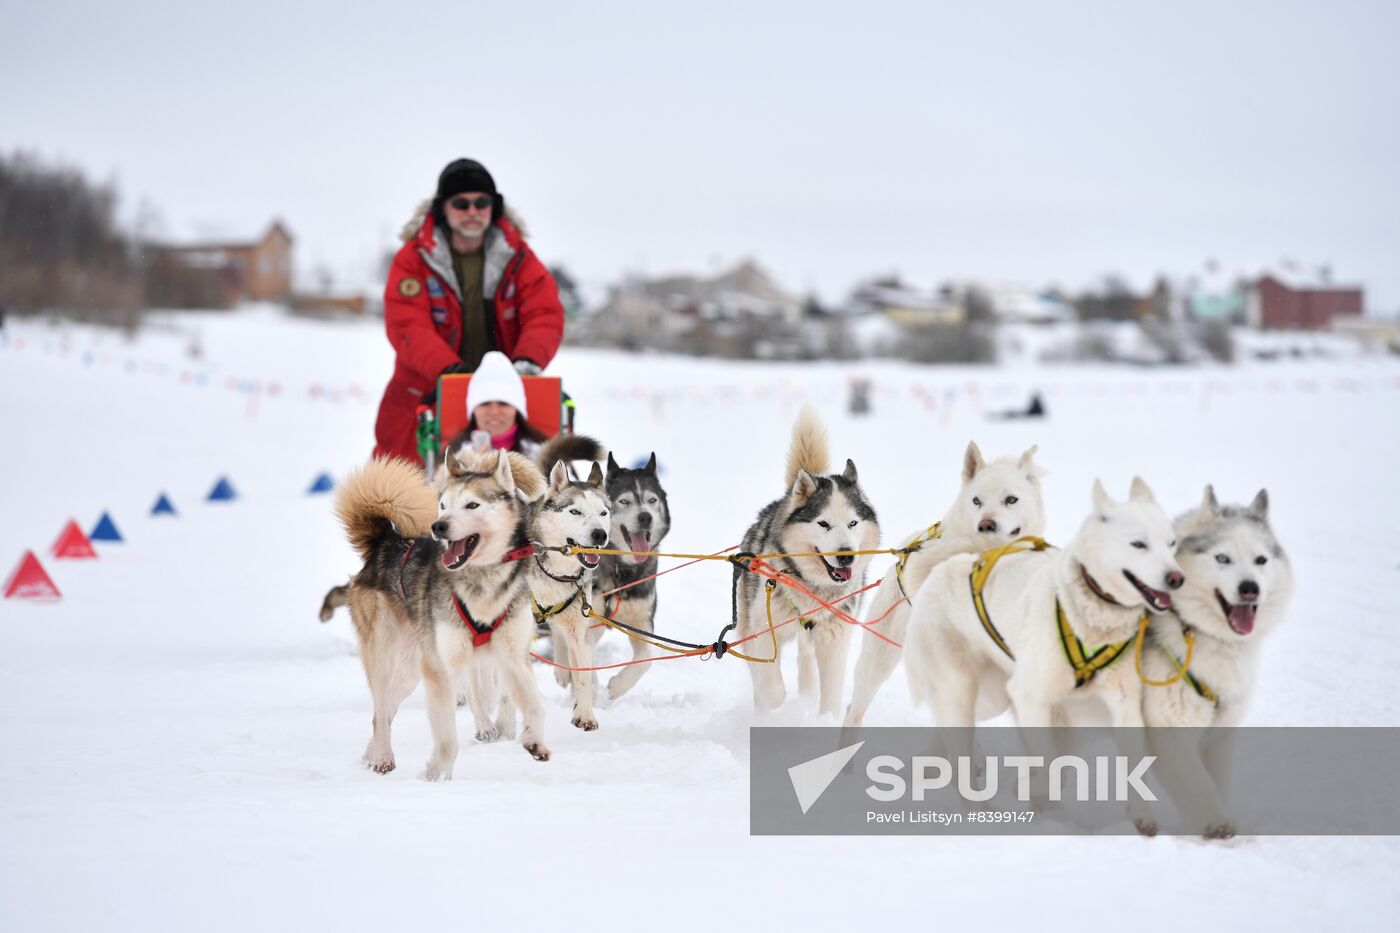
[398,278,422,297]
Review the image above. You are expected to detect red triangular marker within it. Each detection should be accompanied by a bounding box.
[52,520,98,559]
[4,551,62,600]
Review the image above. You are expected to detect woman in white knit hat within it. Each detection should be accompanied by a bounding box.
[445,350,547,458]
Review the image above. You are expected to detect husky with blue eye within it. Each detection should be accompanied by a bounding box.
[530,460,611,731]
[733,407,880,716]
[1132,486,1293,839]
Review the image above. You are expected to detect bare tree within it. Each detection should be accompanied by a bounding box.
[0,151,142,321]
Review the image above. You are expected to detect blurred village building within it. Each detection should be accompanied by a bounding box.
[573,253,1381,364]
[846,277,964,325]
[585,259,803,356]
[144,220,365,315]
[1245,267,1363,329]
[1165,260,1365,330]
[144,221,293,309]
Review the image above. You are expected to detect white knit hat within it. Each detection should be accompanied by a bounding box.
[466,350,527,418]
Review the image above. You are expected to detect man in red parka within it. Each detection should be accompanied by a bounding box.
[373,158,564,463]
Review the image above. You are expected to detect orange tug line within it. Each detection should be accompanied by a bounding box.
[530,547,909,673]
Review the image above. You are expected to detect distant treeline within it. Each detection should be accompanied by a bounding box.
[0,152,145,324]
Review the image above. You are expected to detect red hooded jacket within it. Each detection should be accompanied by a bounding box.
[372,209,563,462]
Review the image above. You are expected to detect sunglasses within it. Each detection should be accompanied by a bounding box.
[448,195,493,212]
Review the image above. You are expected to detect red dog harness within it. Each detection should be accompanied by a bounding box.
[441,542,536,647]
[451,594,508,647]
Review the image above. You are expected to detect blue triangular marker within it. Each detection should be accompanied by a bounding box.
[152,493,178,516]
[307,472,334,494]
[90,512,124,542]
[207,477,238,502]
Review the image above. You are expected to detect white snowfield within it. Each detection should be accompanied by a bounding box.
[2,308,1398,930]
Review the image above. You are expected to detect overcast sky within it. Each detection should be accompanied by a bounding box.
[4,0,1397,310]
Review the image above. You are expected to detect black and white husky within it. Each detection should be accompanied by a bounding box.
[734,408,880,716]
[587,452,672,702]
[1133,486,1293,838]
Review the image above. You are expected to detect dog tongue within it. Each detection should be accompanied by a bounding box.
[626,530,649,560]
[1228,603,1257,635]
[833,566,853,582]
[442,538,466,568]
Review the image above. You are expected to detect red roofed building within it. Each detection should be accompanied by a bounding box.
[1247,273,1363,330]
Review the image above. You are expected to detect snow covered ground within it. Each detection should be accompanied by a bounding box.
[2,307,1398,930]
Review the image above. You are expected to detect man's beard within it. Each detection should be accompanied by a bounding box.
[450,218,488,240]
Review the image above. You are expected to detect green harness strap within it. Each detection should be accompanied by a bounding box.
[968,536,1050,660]
[1159,638,1220,707]
[781,590,818,631]
[531,589,580,626]
[1056,601,1136,688]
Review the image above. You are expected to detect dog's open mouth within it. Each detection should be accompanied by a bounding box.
[567,537,602,568]
[441,533,480,570]
[817,550,853,584]
[1124,570,1172,612]
[622,526,650,564]
[1215,590,1257,635]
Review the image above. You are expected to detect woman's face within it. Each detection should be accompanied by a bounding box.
[473,400,517,437]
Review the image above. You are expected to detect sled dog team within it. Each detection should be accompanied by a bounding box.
[334,408,1292,821]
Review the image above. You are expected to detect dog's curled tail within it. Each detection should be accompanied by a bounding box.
[319,583,348,622]
[785,405,831,488]
[536,433,607,480]
[334,457,438,561]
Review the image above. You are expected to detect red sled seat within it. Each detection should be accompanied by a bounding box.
[435,374,565,442]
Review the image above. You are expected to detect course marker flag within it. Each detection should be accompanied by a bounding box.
[52,520,98,559]
[4,551,61,600]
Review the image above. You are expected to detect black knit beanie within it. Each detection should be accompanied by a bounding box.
[433,158,505,224]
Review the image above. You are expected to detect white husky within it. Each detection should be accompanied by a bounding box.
[1133,486,1293,838]
[844,442,1047,727]
[905,477,1184,731]
[733,408,880,716]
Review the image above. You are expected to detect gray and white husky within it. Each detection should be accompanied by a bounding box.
[905,477,1183,731]
[1133,486,1293,837]
[587,452,672,702]
[844,441,1047,727]
[734,408,880,716]
[334,450,551,780]
[530,460,611,730]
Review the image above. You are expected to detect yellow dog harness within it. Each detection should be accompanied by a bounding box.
[968,536,1137,688]
[893,521,944,600]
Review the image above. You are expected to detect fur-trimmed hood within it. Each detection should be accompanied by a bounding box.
[399,199,531,306]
